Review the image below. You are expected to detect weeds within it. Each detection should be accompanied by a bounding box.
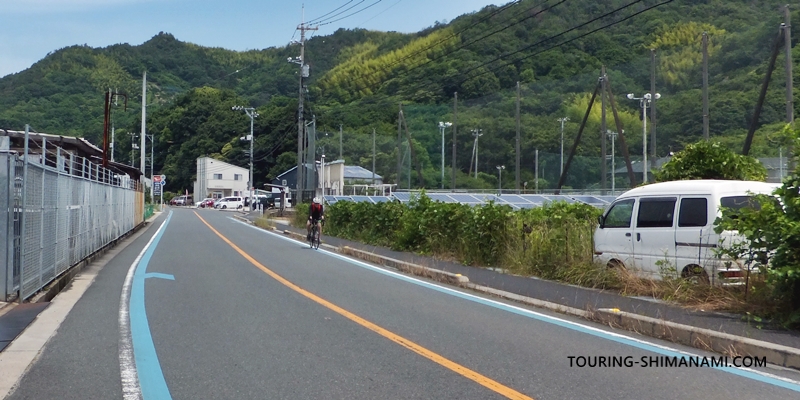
[254,216,274,230]
[320,193,782,320]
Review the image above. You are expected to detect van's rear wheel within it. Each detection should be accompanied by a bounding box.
[681,265,710,284]
[607,259,625,270]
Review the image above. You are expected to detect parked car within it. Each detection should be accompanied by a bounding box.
[593,180,780,285]
[196,198,214,208]
[215,196,244,210]
[171,195,192,206]
[253,194,276,208]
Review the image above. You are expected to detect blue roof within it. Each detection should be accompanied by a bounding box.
[343,165,382,180]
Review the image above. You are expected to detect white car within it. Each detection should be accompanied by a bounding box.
[215,196,244,210]
[594,180,780,284]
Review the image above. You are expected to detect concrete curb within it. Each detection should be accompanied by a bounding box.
[339,246,469,286]
[593,308,800,370]
[243,216,800,370]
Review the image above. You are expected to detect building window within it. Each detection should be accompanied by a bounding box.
[234,174,242,181]
[213,173,222,180]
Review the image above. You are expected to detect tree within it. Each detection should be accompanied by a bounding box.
[654,140,767,182]
[715,126,800,326]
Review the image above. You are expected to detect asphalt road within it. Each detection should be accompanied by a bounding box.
[6,208,800,399]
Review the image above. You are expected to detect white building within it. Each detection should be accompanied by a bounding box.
[318,159,383,196]
[194,157,249,200]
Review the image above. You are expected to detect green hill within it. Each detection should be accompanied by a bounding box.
[0,0,796,192]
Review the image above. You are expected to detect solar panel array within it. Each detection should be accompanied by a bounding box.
[323,193,618,209]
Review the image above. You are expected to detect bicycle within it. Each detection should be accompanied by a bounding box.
[309,219,322,249]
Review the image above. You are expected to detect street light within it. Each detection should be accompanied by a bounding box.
[606,130,620,194]
[438,121,452,189]
[471,129,483,179]
[496,165,505,195]
[626,92,660,183]
[557,117,569,175]
[233,105,259,211]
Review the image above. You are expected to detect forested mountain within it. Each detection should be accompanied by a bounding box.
[0,0,796,193]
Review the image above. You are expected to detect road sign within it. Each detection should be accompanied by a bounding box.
[154,183,162,196]
[153,175,162,183]
[160,174,166,181]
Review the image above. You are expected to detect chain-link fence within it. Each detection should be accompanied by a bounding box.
[2,137,143,302]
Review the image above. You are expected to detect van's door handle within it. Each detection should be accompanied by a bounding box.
[625,233,631,237]
[636,233,641,241]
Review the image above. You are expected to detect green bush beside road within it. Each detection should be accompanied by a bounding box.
[324,192,601,270]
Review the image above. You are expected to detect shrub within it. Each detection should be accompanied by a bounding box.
[655,140,767,182]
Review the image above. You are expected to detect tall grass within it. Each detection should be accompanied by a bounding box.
[322,193,778,315]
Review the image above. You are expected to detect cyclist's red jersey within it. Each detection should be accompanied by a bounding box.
[309,203,324,220]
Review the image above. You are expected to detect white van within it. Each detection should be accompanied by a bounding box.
[215,196,244,210]
[593,180,779,284]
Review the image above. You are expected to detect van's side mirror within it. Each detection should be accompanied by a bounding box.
[597,215,604,228]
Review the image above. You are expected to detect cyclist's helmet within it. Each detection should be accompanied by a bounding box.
[313,197,322,204]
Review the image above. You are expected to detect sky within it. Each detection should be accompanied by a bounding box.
[0,0,502,78]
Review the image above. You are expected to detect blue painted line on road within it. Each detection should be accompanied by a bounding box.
[145,273,175,280]
[236,219,800,393]
[131,212,174,400]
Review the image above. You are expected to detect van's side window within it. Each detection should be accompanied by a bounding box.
[678,198,708,227]
[636,198,676,228]
[604,199,635,228]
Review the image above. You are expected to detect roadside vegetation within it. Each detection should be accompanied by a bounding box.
[287,135,799,329]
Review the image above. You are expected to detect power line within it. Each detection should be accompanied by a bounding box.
[458,0,675,86]
[361,0,525,79]
[356,0,404,28]
[307,0,356,24]
[454,0,647,84]
[319,0,385,26]
[328,0,551,100]
[399,0,564,78]
[309,0,366,24]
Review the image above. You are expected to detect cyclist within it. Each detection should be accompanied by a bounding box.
[307,197,325,241]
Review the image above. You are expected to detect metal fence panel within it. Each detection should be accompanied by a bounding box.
[1,138,143,301]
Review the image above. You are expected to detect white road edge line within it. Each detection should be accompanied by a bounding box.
[232,217,800,388]
[119,214,171,400]
[0,222,156,399]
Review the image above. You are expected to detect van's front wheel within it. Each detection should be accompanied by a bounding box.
[607,259,625,270]
[681,265,710,285]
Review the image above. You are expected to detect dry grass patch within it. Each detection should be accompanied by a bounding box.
[254,216,275,230]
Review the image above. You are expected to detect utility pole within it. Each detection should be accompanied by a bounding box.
[785,5,795,169]
[470,129,483,179]
[535,149,539,193]
[650,49,657,172]
[702,32,710,140]
[785,5,794,125]
[600,66,607,193]
[307,116,316,191]
[515,81,521,194]
[290,8,317,202]
[140,71,146,175]
[558,117,569,176]
[397,103,403,188]
[110,125,115,162]
[339,124,343,160]
[438,121,451,189]
[372,128,376,190]
[452,92,458,191]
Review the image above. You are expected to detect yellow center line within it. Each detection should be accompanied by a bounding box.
[194,212,533,400]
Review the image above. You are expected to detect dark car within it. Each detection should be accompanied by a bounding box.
[254,194,276,208]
